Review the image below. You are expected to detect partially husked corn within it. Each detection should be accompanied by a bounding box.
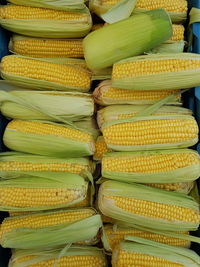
[10,35,84,58]
[0,5,92,38]
[9,247,107,267]
[104,225,191,251]
[3,120,95,157]
[0,5,86,20]
[93,80,181,105]
[90,0,188,23]
[0,208,102,249]
[102,115,198,151]
[102,149,200,184]
[98,181,200,231]
[1,55,91,92]
[112,237,200,267]
[0,152,94,177]
[0,173,90,212]
[112,53,200,91]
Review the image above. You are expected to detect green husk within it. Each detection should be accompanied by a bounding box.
[112,53,200,90]
[35,57,87,68]
[3,120,95,158]
[0,151,95,178]
[101,149,200,184]
[97,105,192,128]
[0,5,92,38]
[1,55,91,92]
[0,173,89,212]
[74,117,100,139]
[147,41,185,54]
[83,9,172,70]
[7,0,87,11]
[0,85,94,122]
[93,80,181,105]
[98,180,200,231]
[9,246,106,267]
[0,208,102,249]
[112,237,200,267]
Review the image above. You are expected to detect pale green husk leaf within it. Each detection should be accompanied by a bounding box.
[101,0,137,23]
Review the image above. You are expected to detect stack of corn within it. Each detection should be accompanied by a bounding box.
[0,1,107,266]
[86,1,200,266]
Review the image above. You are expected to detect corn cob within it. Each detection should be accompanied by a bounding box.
[0,173,91,212]
[84,9,172,69]
[170,25,185,41]
[112,53,200,91]
[147,182,194,194]
[90,0,188,23]
[103,225,191,251]
[1,55,91,92]
[0,5,92,38]
[98,181,200,231]
[0,152,95,178]
[10,35,84,58]
[101,149,200,184]
[3,120,95,158]
[0,88,94,122]
[7,0,86,9]
[112,237,200,267]
[0,208,102,249]
[94,136,112,160]
[38,57,88,68]
[9,189,91,216]
[9,246,107,267]
[102,115,199,151]
[98,105,192,128]
[93,80,181,105]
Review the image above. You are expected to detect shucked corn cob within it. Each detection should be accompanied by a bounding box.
[102,114,199,151]
[98,181,200,231]
[9,246,107,267]
[0,173,90,212]
[93,80,181,105]
[9,35,84,58]
[0,88,94,122]
[3,120,95,158]
[0,208,102,249]
[112,53,200,91]
[84,9,172,69]
[1,55,91,92]
[0,152,95,178]
[0,5,92,38]
[90,0,188,23]
[103,224,191,251]
[112,237,200,267]
[97,105,192,128]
